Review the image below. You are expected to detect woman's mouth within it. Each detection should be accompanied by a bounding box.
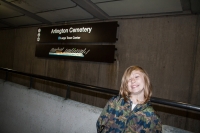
[131,85,138,89]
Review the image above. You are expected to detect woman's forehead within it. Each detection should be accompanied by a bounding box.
[130,70,143,75]
[126,70,143,79]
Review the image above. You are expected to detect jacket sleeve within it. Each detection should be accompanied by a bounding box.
[96,97,114,133]
[149,112,162,133]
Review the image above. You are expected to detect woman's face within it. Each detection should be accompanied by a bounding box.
[127,70,145,95]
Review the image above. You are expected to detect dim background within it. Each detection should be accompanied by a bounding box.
[0,1,200,132]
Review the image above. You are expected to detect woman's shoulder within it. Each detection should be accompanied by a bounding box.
[110,95,120,101]
[144,103,155,112]
[142,104,161,120]
[107,95,124,105]
[141,103,158,115]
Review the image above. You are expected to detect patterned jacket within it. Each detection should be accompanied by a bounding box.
[96,96,162,133]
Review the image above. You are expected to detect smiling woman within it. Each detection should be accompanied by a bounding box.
[96,65,162,133]
[121,66,152,104]
[127,70,146,101]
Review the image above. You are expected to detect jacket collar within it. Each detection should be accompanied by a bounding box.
[119,95,150,112]
[133,102,150,112]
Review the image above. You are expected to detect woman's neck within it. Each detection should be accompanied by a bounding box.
[130,92,145,104]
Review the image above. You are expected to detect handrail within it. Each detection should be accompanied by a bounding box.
[0,67,200,112]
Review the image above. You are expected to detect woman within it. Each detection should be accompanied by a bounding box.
[96,66,162,133]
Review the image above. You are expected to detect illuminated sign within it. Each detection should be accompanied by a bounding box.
[37,21,118,43]
[35,45,116,63]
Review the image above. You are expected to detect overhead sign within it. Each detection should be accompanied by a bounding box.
[35,45,116,63]
[37,21,118,43]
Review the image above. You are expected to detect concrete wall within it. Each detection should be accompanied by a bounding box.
[0,79,102,133]
[0,14,200,132]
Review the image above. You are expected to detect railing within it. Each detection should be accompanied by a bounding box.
[0,67,200,113]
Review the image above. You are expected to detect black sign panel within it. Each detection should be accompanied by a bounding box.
[37,21,118,43]
[35,45,115,63]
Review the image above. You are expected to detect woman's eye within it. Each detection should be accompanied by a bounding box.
[128,79,133,82]
[135,76,139,78]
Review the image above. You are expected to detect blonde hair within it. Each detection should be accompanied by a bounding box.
[119,66,152,103]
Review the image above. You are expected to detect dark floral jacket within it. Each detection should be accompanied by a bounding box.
[96,96,162,133]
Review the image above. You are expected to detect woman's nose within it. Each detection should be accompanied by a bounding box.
[130,78,135,83]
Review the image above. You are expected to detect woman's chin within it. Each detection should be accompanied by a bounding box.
[130,89,144,95]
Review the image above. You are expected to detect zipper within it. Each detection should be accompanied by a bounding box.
[122,101,134,133]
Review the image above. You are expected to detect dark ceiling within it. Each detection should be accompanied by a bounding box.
[0,0,199,29]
